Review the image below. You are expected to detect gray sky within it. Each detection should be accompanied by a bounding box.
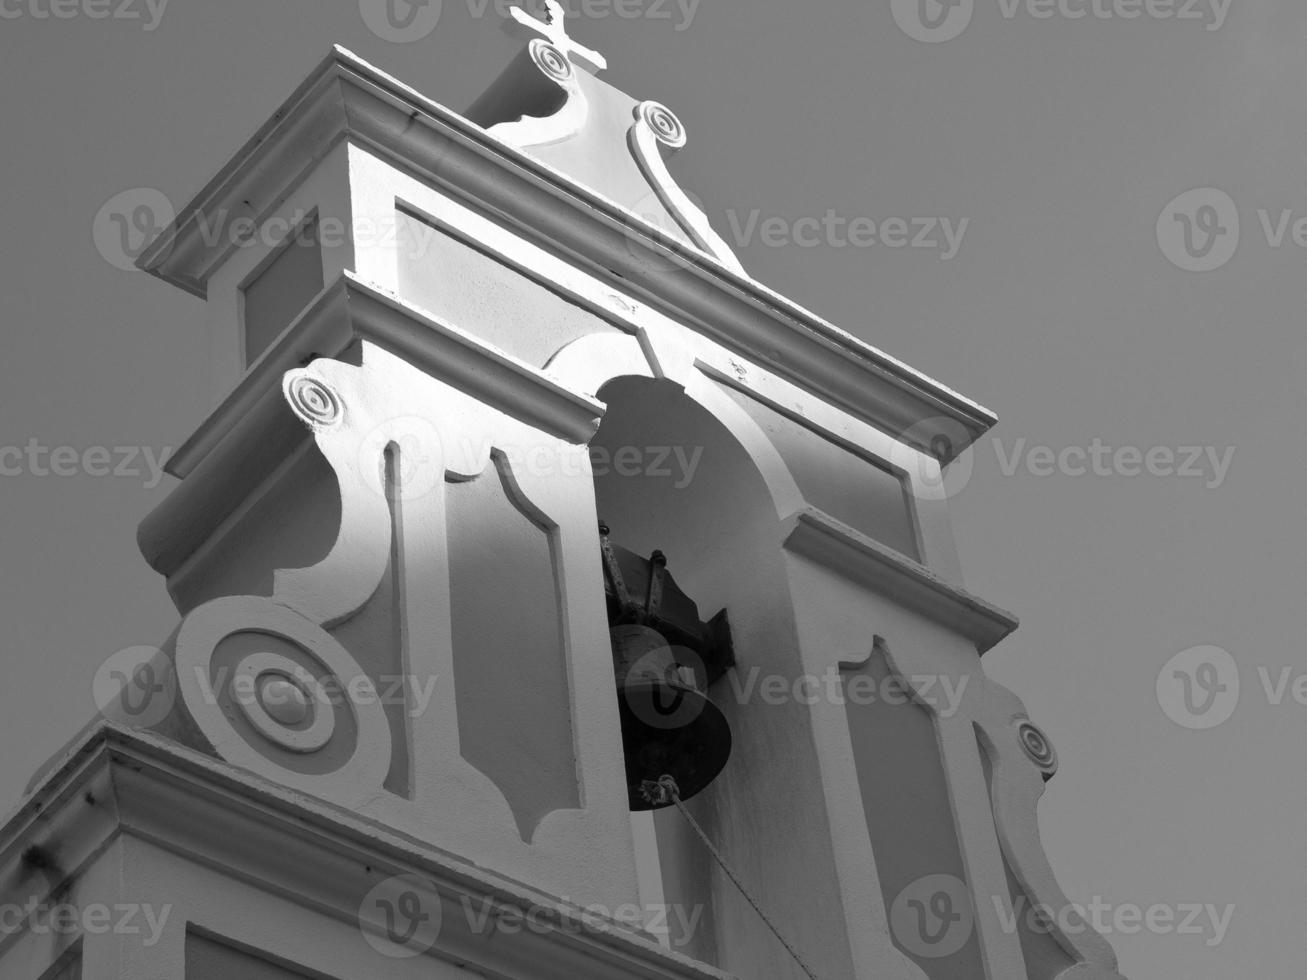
[1,1,1301,975]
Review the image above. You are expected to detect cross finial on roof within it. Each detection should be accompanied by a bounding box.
[509,1,608,74]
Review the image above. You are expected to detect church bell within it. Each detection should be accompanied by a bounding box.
[599,524,735,811]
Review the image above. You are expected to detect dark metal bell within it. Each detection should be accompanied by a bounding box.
[599,524,736,811]
[610,625,733,811]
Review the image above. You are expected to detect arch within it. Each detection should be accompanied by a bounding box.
[544,331,804,521]
[551,335,866,977]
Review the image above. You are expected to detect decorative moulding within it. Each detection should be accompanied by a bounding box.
[138,272,605,580]
[782,506,1018,654]
[1,724,735,980]
[136,46,995,464]
[626,99,746,275]
[474,1,745,273]
[169,271,604,478]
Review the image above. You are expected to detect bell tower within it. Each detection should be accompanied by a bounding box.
[1,6,1128,980]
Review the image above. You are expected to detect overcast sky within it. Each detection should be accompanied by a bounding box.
[1,1,1302,976]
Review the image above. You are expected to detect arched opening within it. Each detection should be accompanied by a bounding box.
[590,375,819,971]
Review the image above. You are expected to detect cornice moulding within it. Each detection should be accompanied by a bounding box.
[168,273,606,480]
[783,507,1019,654]
[138,46,995,463]
[140,273,604,578]
[2,724,735,980]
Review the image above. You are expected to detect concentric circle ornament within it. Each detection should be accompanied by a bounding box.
[638,101,686,148]
[174,596,391,803]
[284,372,343,427]
[530,38,574,82]
[1015,719,1058,778]
[359,873,443,958]
[231,652,335,753]
[258,675,313,727]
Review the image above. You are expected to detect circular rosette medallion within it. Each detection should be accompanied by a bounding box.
[1015,718,1058,781]
[174,596,392,804]
[638,100,686,149]
[529,38,573,82]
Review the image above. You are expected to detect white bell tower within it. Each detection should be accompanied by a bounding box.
[1,7,1126,980]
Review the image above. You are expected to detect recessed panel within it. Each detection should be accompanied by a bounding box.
[717,382,919,560]
[446,460,579,841]
[845,642,984,979]
[395,208,618,367]
[186,932,316,980]
[241,216,324,367]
